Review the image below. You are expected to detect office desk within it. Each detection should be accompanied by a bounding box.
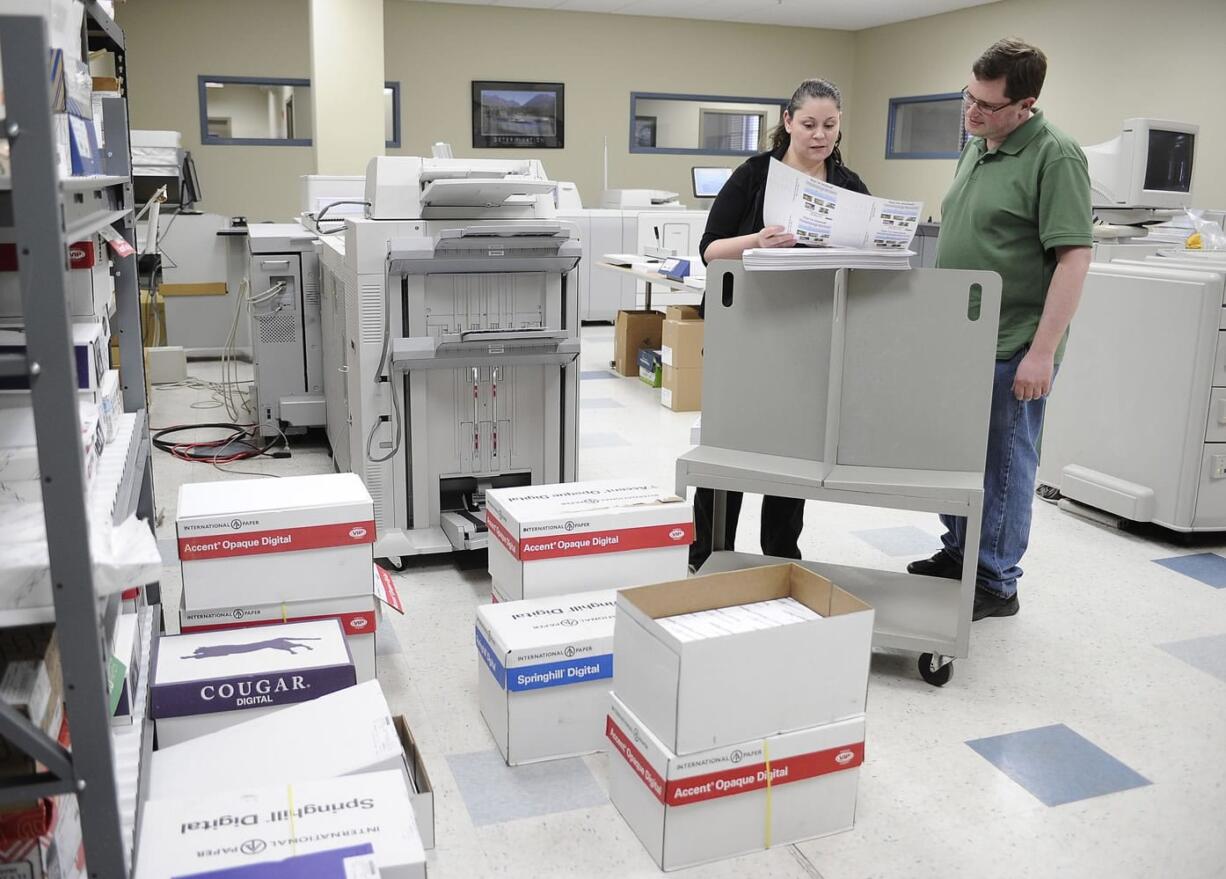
[594,259,702,312]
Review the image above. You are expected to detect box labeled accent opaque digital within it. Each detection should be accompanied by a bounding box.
[476,590,616,764]
[614,563,873,755]
[606,693,863,871]
[178,565,404,682]
[486,479,692,601]
[176,473,375,610]
[151,619,356,746]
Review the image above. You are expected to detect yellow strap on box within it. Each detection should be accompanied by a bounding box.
[763,738,773,849]
[286,783,298,856]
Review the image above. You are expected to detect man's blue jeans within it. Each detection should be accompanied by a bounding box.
[940,347,1055,599]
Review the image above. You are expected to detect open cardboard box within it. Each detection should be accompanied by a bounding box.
[393,715,435,850]
[614,563,873,755]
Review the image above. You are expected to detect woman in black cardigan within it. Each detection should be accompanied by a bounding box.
[690,78,871,571]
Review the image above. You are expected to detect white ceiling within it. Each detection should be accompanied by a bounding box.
[402,0,1002,31]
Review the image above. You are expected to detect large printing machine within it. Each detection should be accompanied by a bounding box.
[316,157,582,563]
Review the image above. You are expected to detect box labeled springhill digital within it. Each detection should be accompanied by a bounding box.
[169,844,378,879]
[135,770,425,879]
[151,619,356,747]
[615,563,873,755]
[476,590,616,765]
[0,321,107,393]
[178,565,403,683]
[148,680,406,801]
[486,480,692,601]
[606,693,863,871]
[176,473,375,610]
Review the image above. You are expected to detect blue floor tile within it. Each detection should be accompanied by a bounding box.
[851,526,941,558]
[580,370,619,381]
[1159,633,1226,685]
[966,724,1150,807]
[1152,552,1226,588]
[580,397,625,410]
[580,432,630,448]
[445,750,607,826]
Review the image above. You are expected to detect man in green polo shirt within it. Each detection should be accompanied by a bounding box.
[908,38,1093,619]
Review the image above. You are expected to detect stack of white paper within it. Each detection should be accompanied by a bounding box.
[749,157,922,271]
[657,597,820,642]
[742,247,915,271]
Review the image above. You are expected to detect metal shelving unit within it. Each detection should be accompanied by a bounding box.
[0,3,158,876]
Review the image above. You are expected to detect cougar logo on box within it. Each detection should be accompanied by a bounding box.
[182,637,320,659]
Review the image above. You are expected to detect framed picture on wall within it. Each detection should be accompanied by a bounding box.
[634,115,657,149]
[472,81,565,148]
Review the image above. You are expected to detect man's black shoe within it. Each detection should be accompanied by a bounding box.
[906,550,961,580]
[972,588,1019,620]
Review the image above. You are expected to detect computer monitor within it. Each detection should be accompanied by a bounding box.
[1084,118,1197,210]
[692,166,733,200]
[180,150,203,212]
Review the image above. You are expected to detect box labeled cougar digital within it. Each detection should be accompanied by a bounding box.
[151,619,356,746]
[486,479,692,601]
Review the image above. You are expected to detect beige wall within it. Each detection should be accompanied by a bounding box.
[381,2,855,208]
[850,0,1226,219]
[118,0,1223,222]
[117,0,313,220]
[310,0,386,175]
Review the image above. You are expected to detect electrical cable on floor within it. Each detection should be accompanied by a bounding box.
[151,420,290,467]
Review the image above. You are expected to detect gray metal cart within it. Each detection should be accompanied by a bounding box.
[676,262,1001,685]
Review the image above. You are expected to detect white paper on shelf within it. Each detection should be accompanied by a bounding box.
[763,158,922,251]
[742,246,915,271]
[0,505,161,609]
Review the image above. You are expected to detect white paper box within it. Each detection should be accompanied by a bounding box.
[151,619,357,746]
[0,401,102,503]
[486,479,692,601]
[394,715,436,850]
[135,770,425,879]
[178,565,404,683]
[476,590,616,765]
[0,321,107,393]
[606,693,863,871]
[176,473,374,610]
[0,235,112,321]
[615,563,873,755]
[96,370,121,442]
[148,680,405,800]
[109,611,139,726]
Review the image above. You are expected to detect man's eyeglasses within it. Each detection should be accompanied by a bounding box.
[960,87,1017,115]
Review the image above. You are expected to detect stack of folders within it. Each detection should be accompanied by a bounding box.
[742,247,915,271]
[656,596,820,642]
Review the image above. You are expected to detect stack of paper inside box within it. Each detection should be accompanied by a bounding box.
[607,562,874,870]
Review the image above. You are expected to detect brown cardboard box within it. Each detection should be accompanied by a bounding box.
[665,305,702,322]
[662,365,702,411]
[614,310,664,377]
[92,76,121,93]
[661,318,704,369]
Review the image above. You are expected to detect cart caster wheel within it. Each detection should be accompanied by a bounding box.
[918,653,953,687]
[379,556,408,573]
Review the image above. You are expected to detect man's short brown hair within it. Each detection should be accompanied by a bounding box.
[973,38,1047,102]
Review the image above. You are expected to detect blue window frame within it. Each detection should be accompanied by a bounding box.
[198,76,402,148]
[886,92,967,159]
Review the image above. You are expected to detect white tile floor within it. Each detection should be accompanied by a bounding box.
[147,326,1226,879]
